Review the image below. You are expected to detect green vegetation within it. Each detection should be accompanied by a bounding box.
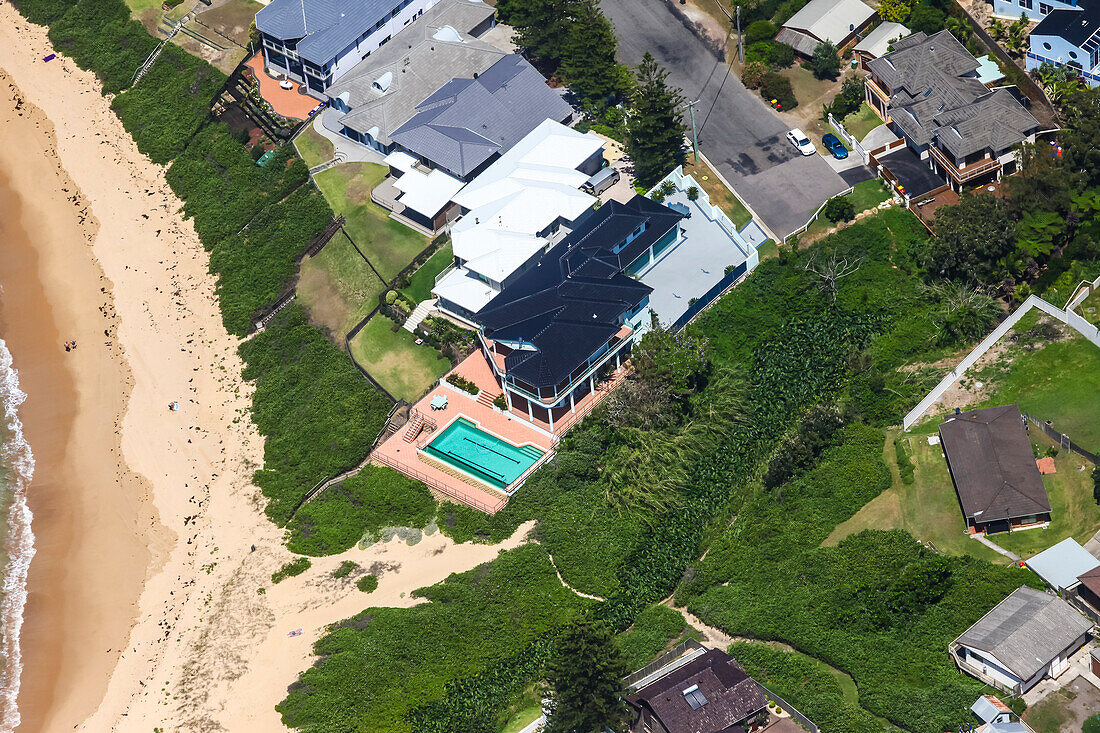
[240,306,393,524]
[730,643,886,732]
[297,234,386,338]
[842,103,884,143]
[349,317,451,401]
[893,434,915,484]
[615,605,690,671]
[356,574,379,593]
[402,242,454,303]
[679,154,753,228]
[825,76,867,124]
[544,619,630,733]
[277,544,593,733]
[287,467,436,556]
[272,557,312,584]
[312,164,428,280]
[810,40,841,80]
[627,53,687,187]
[332,560,358,579]
[294,126,335,169]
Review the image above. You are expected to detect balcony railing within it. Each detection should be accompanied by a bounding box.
[929,145,1001,182]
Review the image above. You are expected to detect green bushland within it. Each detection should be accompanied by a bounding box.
[287,467,436,556]
[356,574,378,593]
[46,0,156,93]
[332,560,358,579]
[240,305,392,525]
[730,643,885,733]
[615,605,690,671]
[277,544,593,733]
[272,557,311,584]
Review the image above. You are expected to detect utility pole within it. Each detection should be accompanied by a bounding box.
[682,99,700,162]
[736,5,743,63]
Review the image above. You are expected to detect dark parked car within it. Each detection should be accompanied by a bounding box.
[822,133,848,160]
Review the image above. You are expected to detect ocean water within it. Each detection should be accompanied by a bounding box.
[0,337,35,732]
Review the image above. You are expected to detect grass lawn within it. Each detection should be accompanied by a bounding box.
[297,234,385,338]
[349,315,450,401]
[1024,677,1100,733]
[125,0,166,16]
[294,125,335,169]
[1081,289,1100,326]
[992,446,1099,559]
[313,163,428,280]
[841,103,884,143]
[825,429,1007,564]
[681,153,753,229]
[757,239,779,260]
[500,693,543,733]
[969,332,1100,451]
[402,242,453,304]
[798,180,897,244]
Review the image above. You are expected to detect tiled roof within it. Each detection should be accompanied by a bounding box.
[955,586,1093,681]
[1032,0,1100,47]
[939,405,1052,524]
[476,195,684,389]
[389,54,574,177]
[257,0,395,64]
[868,31,1039,158]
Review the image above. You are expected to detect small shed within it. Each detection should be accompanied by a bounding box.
[1025,538,1100,593]
[854,22,910,69]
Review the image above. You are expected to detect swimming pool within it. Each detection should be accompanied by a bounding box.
[422,417,544,490]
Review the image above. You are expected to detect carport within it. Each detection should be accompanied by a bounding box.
[877,147,946,198]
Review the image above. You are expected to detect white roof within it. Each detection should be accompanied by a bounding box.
[782,0,875,43]
[432,267,499,313]
[385,151,466,217]
[854,22,910,58]
[1026,538,1100,591]
[971,695,1009,724]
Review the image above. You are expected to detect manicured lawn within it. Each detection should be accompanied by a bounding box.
[825,429,1007,564]
[1081,289,1100,326]
[294,125,334,169]
[296,234,386,338]
[681,153,753,229]
[349,315,450,401]
[757,239,779,260]
[500,698,543,733]
[313,163,429,280]
[847,179,892,213]
[841,103,884,143]
[970,333,1100,451]
[126,0,166,15]
[993,448,1100,559]
[402,242,453,304]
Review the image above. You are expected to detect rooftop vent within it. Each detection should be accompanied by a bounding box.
[372,71,393,92]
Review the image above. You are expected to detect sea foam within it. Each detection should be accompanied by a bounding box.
[0,337,35,732]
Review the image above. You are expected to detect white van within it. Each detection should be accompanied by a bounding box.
[581,167,620,196]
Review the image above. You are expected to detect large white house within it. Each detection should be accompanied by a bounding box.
[1026,0,1100,86]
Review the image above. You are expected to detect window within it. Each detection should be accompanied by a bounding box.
[1039,1,1051,11]
[1043,41,1052,50]
[682,685,708,710]
[1069,50,1079,59]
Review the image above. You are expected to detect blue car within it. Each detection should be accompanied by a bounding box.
[822,133,848,160]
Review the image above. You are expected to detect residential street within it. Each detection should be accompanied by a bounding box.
[601,0,849,239]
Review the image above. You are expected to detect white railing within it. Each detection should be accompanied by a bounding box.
[828,112,869,164]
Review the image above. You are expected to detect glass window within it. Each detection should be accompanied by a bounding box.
[1069,50,1078,59]
[1039,2,1052,12]
[1043,42,1052,50]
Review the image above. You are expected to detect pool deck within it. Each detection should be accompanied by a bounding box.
[372,350,627,511]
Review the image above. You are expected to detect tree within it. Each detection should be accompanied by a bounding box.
[824,196,855,222]
[626,52,687,187]
[1004,142,1078,216]
[811,40,841,80]
[926,193,1017,284]
[945,15,970,44]
[560,0,631,108]
[1015,209,1063,259]
[988,17,1007,40]
[545,619,631,733]
[1005,13,1029,55]
[631,324,710,402]
[878,0,913,22]
[908,2,946,34]
[802,250,864,302]
[1061,86,1100,188]
[741,60,769,89]
[511,0,574,74]
[745,19,778,44]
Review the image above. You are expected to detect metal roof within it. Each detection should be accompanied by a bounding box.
[1031,0,1100,47]
[854,22,911,58]
[1025,538,1100,591]
[780,0,875,44]
[257,0,395,64]
[954,586,1093,681]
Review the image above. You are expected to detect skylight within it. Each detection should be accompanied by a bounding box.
[682,684,708,710]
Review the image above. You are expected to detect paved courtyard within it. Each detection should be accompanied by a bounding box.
[640,188,751,326]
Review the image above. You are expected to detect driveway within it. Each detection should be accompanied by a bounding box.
[601,0,848,239]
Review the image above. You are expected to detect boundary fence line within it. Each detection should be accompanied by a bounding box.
[1023,412,1099,464]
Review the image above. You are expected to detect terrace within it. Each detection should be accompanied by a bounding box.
[243,54,324,121]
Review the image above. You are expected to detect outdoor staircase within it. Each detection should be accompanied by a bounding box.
[477,390,501,409]
[402,409,436,443]
[133,12,193,86]
[403,298,437,333]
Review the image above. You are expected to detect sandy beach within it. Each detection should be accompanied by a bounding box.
[0,7,533,731]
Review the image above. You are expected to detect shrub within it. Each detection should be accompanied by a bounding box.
[650,188,666,203]
[686,186,700,201]
[616,605,689,671]
[446,373,479,395]
[287,466,437,555]
[760,72,797,110]
[1093,466,1100,505]
[494,393,508,411]
[332,560,358,579]
[660,180,676,196]
[894,435,916,484]
[745,40,795,69]
[744,19,778,45]
[356,574,379,593]
[272,557,311,584]
[824,196,856,223]
[811,40,841,80]
[741,61,769,89]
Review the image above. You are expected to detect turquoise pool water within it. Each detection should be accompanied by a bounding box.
[423,417,544,489]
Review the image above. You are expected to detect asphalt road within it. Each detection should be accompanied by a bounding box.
[602,0,849,239]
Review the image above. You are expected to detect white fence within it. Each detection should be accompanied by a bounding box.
[828,112,869,164]
[903,293,1100,430]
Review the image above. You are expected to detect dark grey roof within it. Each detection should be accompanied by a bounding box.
[775,27,821,57]
[939,405,1051,524]
[868,31,1040,157]
[954,586,1093,681]
[256,0,392,64]
[1031,0,1100,47]
[389,54,573,177]
[626,649,766,733]
[477,195,684,389]
[324,0,502,145]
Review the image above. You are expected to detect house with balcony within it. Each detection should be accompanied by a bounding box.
[474,194,684,432]
[993,0,1081,22]
[1026,0,1100,87]
[431,119,605,321]
[865,30,1041,194]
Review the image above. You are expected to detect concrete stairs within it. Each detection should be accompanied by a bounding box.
[403,412,426,442]
[477,390,501,409]
[403,298,437,333]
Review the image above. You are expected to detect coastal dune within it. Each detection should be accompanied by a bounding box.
[0,8,534,731]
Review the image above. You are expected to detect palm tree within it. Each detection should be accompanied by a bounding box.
[988,18,1007,41]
